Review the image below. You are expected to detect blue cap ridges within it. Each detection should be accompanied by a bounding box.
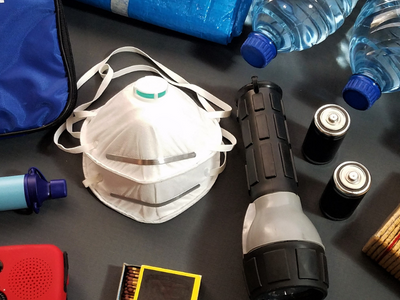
[241,32,277,68]
[343,74,382,110]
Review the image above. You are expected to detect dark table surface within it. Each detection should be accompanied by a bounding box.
[2,0,400,299]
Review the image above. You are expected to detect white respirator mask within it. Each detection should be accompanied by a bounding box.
[54,47,236,223]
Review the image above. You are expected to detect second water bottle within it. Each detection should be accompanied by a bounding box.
[241,0,358,68]
[343,0,400,110]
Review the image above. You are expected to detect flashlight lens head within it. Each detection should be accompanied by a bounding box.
[243,241,328,300]
[268,286,325,299]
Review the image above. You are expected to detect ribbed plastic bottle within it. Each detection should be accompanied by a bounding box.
[343,0,400,110]
[241,0,358,68]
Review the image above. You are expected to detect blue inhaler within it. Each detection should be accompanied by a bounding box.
[0,167,67,213]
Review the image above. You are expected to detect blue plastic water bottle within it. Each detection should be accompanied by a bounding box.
[241,0,358,68]
[0,167,67,213]
[343,0,400,110]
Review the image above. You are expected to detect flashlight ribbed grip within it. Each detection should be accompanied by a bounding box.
[237,78,298,201]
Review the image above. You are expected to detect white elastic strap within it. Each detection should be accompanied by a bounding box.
[65,110,97,139]
[209,151,228,176]
[55,46,232,153]
[54,123,95,154]
[213,128,237,152]
[208,128,237,176]
[112,64,227,117]
[73,64,114,115]
[54,63,114,151]
[78,46,232,119]
[82,173,103,188]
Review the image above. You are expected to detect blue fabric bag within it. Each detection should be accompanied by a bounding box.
[0,0,77,137]
[75,0,252,44]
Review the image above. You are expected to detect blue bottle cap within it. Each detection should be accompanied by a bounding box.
[24,167,67,214]
[241,32,277,68]
[342,74,382,110]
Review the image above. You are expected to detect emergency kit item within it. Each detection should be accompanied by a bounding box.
[74,0,252,45]
[237,77,329,300]
[0,167,67,213]
[117,264,202,300]
[0,244,69,300]
[363,204,400,280]
[54,46,236,224]
[319,161,371,221]
[302,104,350,165]
[0,0,77,137]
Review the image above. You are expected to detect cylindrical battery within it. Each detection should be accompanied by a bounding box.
[320,161,371,221]
[302,104,350,164]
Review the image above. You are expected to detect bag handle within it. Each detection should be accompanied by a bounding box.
[54,46,235,154]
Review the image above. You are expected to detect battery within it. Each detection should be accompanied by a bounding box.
[302,104,350,164]
[319,161,371,221]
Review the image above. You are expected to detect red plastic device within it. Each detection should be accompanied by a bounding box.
[0,244,68,300]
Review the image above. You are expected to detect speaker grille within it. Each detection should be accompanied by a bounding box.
[7,257,53,299]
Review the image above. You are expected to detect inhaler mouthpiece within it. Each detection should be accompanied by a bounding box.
[0,167,67,213]
[48,179,68,199]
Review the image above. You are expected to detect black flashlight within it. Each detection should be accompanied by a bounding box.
[236,77,329,300]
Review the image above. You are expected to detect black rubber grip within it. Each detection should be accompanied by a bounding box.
[237,77,298,201]
[243,240,329,300]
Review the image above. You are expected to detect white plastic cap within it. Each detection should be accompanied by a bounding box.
[134,76,168,101]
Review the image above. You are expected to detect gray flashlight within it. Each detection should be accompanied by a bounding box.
[236,77,329,300]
